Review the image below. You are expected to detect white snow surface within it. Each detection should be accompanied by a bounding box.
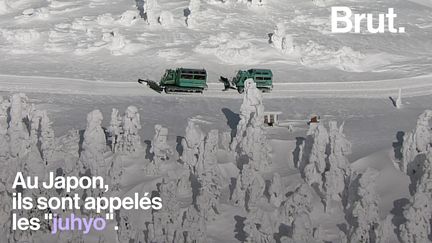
[0,0,431,84]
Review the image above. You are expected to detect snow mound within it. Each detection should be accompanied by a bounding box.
[1,29,40,44]
[158,11,174,26]
[17,7,50,19]
[195,32,257,64]
[298,41,365,72]
[117,10,140,26]
[96,13,114,26]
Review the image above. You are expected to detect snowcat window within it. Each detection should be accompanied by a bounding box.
[181,74,194,79]
[194,75,206,80]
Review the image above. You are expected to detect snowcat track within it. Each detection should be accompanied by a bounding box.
[164,85,204,94]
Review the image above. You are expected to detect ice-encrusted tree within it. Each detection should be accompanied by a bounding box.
[158,11,174,26]
[270,23,294,54]
[399,110,432,195]
[400,110,432,173]
[196,169,222,221]
[345,169,380,243]
[244,207,277,243]
[323,121,352,208]
[108,155,124,192]
[80,110,107,176]
[232,164,265,211]
[299,121,352,210]
[151,124,173,165]
[268,172,284,207]
[415,148,432,195]
[375,215,393,243]
[396,88,403,109]
[180,120,205,173]
[118,106,142,153]
[145,124,172,175]
[197,129,219,174]
[7,93,31,159]
[144,0,158,25]
[150,179,181,242]
[399,192,431,243]
[39,111,55,165]
[278,183,313,227]
[186,0,200,27]
[107,108,122,153]
[231,79,271,171]
[0,96,9,158]
[300,123,328,188]
[176,205,208,242]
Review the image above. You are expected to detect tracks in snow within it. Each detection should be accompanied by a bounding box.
[0,74,431,98]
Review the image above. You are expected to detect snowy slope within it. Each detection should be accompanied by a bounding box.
[0,0,431,85]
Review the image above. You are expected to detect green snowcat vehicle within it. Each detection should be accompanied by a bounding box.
[138,68,207,94]
[220,69,273,93]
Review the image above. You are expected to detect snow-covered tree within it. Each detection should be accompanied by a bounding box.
[80,110,107,176]
[323,121,352,209]
[181,120,205,173]
[299,121,352,210]
[375,215,393,243]
[278,183,313,226]
[415,148,432,195]
[300,123,328,188]
[269,173,283,207]
[109,155,124,193]
[176,205,208,242]
[400,110,432,173]
[291,212,317,243]
[7,93,31,159]
[107,108,122,153]
[196,169,222,221]
[39,110,55,165]
[396,88,403,109]
[345,169,380,243]
[231,163,265,211]
[151,124,173,164]
[158,11,174,26]
[186,0,200,27]
[231,79,271,171]
[399,192,431,243]
[270,23,294,54]
[118,106,142,153]
[0,96,9,158]
[144,0,158,25]
[197,129,218,174]
[244,207,277,243]
[399,110,432,195]
[150,179,181,242]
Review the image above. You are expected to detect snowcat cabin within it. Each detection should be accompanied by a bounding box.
[176,68,207,89]
[234,69,273,93]
[160,69,176,86]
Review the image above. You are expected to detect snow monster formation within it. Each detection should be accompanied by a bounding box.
[231,78,272,172]
[344,169,380,243]
[270,23,294,54]
[80,110,107,176]
[299,121,352,211]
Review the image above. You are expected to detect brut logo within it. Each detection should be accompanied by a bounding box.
[331,7,405,33]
